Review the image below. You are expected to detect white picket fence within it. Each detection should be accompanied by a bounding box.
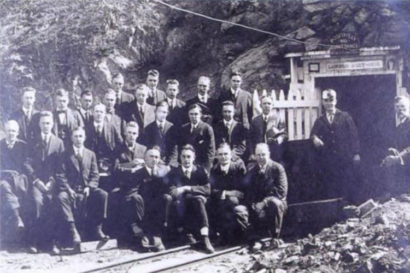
[252,87,321,141]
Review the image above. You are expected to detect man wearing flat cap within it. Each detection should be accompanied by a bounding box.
[310,89,360,202]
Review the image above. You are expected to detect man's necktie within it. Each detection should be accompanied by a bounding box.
[159,123,164,135]
[263,117,268,142]
[184,170,190,179]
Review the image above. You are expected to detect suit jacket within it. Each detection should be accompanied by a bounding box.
[124,101,156,136]
[166,165,210,197]
[25,134,65,183]
[394,117,410,151]
[249,113,286,154]
[59,147,99,192]
[76,108,93,128]
[140,120,178,165]
[105,111,126,137]
[147,89,167,106]
[186,96,218,125]
[115,91,135,120]
[179,121,215,172]
[53,108,84,143]
[218,89,253,129]
[0,139,28,174]
[310,109,360,163]
[214,120,247,159]
[9,108,41,142]
[244,159,288,204]
[167,98,186,127]
[210,158,246,199]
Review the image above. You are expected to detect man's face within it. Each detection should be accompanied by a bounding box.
[6,123,19,143]
[146,75,159,90]
[395,101,409,119]
[39,116,54,134]
[217,146,231,165]
[125,127,138,144]
[255,146,270,166]
[181,150,195,168]
[188,108,201,124]
[93,106,106,122]
[156,105,168,122]
[81,94,93,110]
[135,89,148,105]
[230,75,242,90]
[323,97,337,112]
[112,77,124,93]
[222,105,234,121]
[22,91,36,109]
[261,98,273,115]
[197,79,210,96]
[104,94,116,111]
[56,95,69,110]
[145,149,161,169]
[72,130,85,147]
[166,84,179,99]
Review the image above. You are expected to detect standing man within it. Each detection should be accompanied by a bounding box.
[9,87,40,142]
[77,90,94,127]
[52,88,83,146]
[311,89,360,201]
[244,143,288,251]
[179,104,215,172]
[56,127,109,248]
[186,76,218,125]
[111,73,134,120]
[166,144,214,253]
[165,79,186,127]
[218,71,253,129]
[146,69,167,106]
[104,89,125,136]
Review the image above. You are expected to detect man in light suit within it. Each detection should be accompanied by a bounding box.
[52,88,84,146]
[9,87,40,142]
[218,71,253,129]
[165,79,186,127]
[76,90,94,127]
[146,69,167,106]
[111,73,134,120]
[104,89,126,136]
[179,104,215,172]
[56,127,109,248]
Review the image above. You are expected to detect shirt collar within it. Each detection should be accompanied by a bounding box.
[157,120,164,127]
[182,165,193,174]
[145,166,152,176]
[198,94,208,103]
[94,121,104,129]
[224,119,232,127]
[73,145,83,154]
[41,132,51,142]
[231,88,239,97]
[22,106,32,116]
[6,139,16,147]
[167,98,175,107]
[220,162,230,173]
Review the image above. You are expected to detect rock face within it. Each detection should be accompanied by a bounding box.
[1,0,410,118]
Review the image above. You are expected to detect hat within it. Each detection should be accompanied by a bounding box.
[322,89,337,100]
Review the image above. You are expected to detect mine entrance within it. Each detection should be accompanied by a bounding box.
[315,75,397,197]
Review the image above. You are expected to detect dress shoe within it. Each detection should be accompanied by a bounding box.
[51,243,60,255]
[70,226,82,245]
[202,236,215,254]
[251,241,263,252]
[152,236,165,252]
[28,246,38,254]
[93,224,109,241]
[185,233,197,245]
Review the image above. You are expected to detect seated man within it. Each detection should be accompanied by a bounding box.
[165,144,214,253]
[209,143,247,245]
[56,127,109,249]
[244,143,288,251]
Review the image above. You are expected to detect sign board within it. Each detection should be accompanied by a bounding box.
[327,60,384,71]
[330,32,360,56]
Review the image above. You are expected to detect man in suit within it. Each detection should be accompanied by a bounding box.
[311,89,360,201]
[141,101,178,166]
[244,143,288,251]
[124,84,156,140]
[214,101,247,161]
[250,96,287,163]
[209,143,247,245]
[9,87,40,142]
[146,69,167,106]
[165,144,215,253]
[52,88,84,146]
[218,71,253,129]
[112,73,134,120]
[76,90,94,127]
[104,89,125,136]
[56,127,109,248]
[25,111,65,254]
[186,76,217,125]
[165,79,186,127]
[179,104,215,172]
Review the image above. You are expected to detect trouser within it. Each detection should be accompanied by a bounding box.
[143,195,168,238]
[118,191,145,240]
[172,194,209,234]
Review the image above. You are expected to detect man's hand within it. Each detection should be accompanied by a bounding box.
[225,190,244,199]
[170,186,191,198]
[381,155,401,167]
[387,147,400,156]
[68,188,77,201]
[312,135,324,148]
[252,201,266,218]
[83,187,90,198]
[34,179,47,193]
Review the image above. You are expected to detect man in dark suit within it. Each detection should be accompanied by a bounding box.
[249,96,287,163]
[104,89,126,136]
[25,111,65,254]
[52,88,84,146]
[311,89,360,201]
[165,79,186,127]
[218,71,253,129]
[56,127,109,248]
[111,73,135,120]
[146,69,167,106]
[76,90,94,127]
[209,144,247,245]
[214,101,247,161]
[179,104,215,172]
[141,101,178,166]
[9,87,40,142]
[124,84,156,140]
[244,143,288,251]
[165,145,214,253]
[186,76,218,125]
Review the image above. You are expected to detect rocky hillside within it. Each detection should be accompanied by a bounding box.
[1,0,410,119]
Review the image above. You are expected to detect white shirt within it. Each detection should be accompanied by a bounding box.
[198,94,208,104]
[190,122,198,133]
[22,107,32,119]
[145,166,152,176]
[258,163,267,174]
[220,163,230,174]
[94,122,104,133]
[182,166,193,179]
[73,145,84,158]
[167,98,176,109]
[224,120,232,129]
[326,111,336,123]
[6,139,16,149]
[41,132,51,144]
[230,88,239,98]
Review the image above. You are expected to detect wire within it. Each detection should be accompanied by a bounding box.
[152,0,332,47]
